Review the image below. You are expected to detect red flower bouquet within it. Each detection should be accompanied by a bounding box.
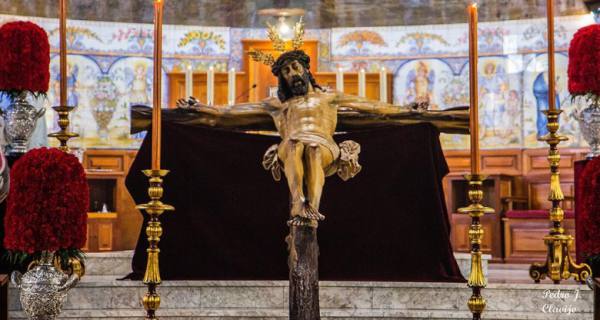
[3,148,88,264]
[576,157,600,276]
[568,24,600,100]
[0,21,50,98]
[575,157,600,258]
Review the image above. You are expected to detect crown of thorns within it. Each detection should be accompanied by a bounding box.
[248,16,305,68]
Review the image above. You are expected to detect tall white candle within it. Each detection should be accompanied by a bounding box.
[336,67,344,92]
[185,64,193,98]
[207,66,214,105]
[379,67,387,103]
[358,68,366,98]
[228,67,236,105]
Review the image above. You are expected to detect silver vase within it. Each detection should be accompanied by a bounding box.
[576,103,600,159]
[10,251,80,320]
[3,92,45,155]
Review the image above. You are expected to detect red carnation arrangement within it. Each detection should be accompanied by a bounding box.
[576,157,600,275]
[3,148,88,264]
[568,24,600,102]
[0,21,50,98]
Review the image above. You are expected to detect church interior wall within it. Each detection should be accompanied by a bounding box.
[0,13,594,151]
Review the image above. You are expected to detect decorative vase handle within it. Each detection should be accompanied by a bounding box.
[58,273,79,293]
[10,271,22,289]
[35,108,46,120]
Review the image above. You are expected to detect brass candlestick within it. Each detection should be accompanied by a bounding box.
[48,105,78,152]
[529,109,591,284]
[136,169,174,320]
[458,174,494,320]
[50,0,77,152]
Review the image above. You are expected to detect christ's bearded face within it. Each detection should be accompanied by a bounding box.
[280,60,311,97]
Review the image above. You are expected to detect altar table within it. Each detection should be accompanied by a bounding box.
[126,121,465,282]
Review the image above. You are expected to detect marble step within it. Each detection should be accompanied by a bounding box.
[8,279,593,319]
[82,251,490,279]
[5,308,590,319]
[84,250,133,276]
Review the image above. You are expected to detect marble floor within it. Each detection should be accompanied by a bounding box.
[489,263,541,284]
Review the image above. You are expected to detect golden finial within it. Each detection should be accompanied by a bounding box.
[291,16,304,50]
[248,49,275,66]
[248,16,305,67]
[267,21,286,53]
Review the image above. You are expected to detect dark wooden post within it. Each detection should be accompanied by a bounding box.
[287,226,320,320]
[0,274,8,320]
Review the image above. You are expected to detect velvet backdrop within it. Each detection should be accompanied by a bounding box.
[126,122,465,282]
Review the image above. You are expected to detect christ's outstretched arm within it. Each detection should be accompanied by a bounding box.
[130,97,280,133]
[333,92,470,134]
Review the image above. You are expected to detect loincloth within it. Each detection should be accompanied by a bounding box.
[285,133,340,163]
[262,136,362,182]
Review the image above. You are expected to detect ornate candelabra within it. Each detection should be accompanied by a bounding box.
[461,5,494,319]
[135,1,172,318]
[136,169,173,319]
[529,109,591,283]
[458,175,494,320]
[48,0,78,152]
[529,0,591,284]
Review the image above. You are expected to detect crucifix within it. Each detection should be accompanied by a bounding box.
[135,17,469,319]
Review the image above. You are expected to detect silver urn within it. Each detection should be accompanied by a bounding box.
[3,92,45,155]
[10,251,80,320]
[575,103,600,159]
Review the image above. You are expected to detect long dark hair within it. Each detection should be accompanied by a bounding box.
[271,50,322,102]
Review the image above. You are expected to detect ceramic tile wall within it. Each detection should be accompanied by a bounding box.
[0,14,594,149]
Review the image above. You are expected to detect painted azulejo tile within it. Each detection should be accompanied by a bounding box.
[332,25,465,58]
[522,53,582,148]
[44,54,166,149]
[474,56,524,149]
[393,59,458,110]
[109,26,155,55]
[47,25,104,51]
[171,26,230,56]
[332,28,390,57]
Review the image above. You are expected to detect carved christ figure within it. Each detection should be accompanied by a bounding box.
[166,50,468,226]
[129,18,469,319]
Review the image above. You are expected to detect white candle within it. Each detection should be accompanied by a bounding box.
[185,64,193,98]
[207,66,214,105]
[358,68,366,98]
[336,67,344,92]
[379,67,387,103]
[228,67,236,105]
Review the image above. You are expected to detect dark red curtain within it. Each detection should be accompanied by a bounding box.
[126,122,465,282]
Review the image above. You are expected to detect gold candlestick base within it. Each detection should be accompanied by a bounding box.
[136,169,174,320]
[530,110,591,284]
[457,174,494,320]
[529,234,591,284]
[47,105,78,152]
